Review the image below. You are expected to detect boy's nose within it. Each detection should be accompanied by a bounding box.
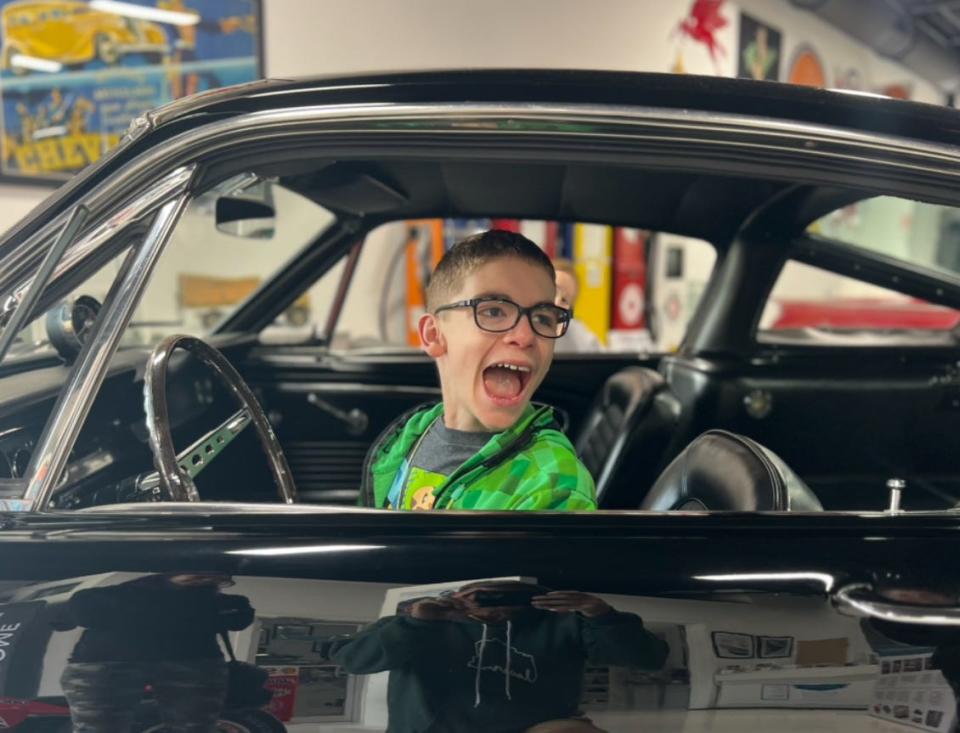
[504,314,536,346]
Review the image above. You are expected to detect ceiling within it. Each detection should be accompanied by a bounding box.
[790,0,960,92]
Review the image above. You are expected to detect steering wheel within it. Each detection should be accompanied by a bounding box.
[144,334,296,503]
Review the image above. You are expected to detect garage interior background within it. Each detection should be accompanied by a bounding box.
[3,0,959,353]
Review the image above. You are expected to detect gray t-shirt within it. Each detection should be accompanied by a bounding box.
[411,418,494,477]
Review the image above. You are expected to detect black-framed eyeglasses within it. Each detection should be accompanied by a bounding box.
[434,297,571,338]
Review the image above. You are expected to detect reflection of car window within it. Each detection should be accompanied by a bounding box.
[808,196,960,280]
[759,261,960,342]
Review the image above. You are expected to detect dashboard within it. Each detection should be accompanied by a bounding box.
[0,346,224,508]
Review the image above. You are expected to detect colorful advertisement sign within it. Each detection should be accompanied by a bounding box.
[0,0,262,181]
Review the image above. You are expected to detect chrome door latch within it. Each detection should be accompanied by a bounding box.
[306,393,369,436]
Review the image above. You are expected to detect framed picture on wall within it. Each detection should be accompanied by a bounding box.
[0,0,264,184]
[758,635,794,658]
[712,631,755,659]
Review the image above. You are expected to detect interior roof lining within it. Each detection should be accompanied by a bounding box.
[189,141,932,246]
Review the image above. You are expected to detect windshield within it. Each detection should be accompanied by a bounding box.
[5,176,335,361]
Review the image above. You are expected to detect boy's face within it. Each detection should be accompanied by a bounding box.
[420,256,556,432]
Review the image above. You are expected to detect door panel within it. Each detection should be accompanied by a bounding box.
[2,512,959,732]
[661,351,960,512]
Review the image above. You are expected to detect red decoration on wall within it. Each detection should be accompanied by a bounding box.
[677,0,729,63]
[490,218,521,232]
[543,221,559,259]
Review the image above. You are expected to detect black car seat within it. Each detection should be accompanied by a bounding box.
[639,429,823,511]
[574,367,682,508]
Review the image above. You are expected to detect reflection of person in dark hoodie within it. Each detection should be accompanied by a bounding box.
[331,581,668,733]
[52,573,254,733]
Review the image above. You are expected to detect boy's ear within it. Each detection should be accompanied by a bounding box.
[418,312,446,358]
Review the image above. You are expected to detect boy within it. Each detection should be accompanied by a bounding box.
[360,229,596,511]
[551,258,603,354]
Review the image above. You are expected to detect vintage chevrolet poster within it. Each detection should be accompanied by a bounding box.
[0,0,261,181]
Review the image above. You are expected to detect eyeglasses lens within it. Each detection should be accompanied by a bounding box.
[475,301,567,338]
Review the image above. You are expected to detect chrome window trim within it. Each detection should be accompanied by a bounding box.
[267,382,441,396]
[121,102,960,179]
[18,188,193,513]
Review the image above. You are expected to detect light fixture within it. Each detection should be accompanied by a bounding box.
[10,54,62,73]
[694,572,835,592]
[227,544,386,557]
[89,0,200,26]
[32,126,68,140]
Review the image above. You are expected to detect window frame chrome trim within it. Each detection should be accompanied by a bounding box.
[20,188,193,512]
[1,165,195,310]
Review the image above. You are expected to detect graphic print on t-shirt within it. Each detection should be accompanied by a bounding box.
[404,467,446,510]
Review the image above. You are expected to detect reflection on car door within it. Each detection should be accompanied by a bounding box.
[2,511,959,731]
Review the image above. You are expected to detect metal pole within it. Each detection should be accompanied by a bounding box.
[0,205,89,364]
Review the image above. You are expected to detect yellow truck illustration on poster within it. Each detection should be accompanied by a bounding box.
[1,0,168,72]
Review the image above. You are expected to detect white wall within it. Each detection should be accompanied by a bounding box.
[262,0,943,102]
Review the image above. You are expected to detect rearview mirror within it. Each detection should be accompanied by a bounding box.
[215,181,276,239]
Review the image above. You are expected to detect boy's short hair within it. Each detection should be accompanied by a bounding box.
[426,229,555,312]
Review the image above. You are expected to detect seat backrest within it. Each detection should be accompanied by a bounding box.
[639,429,823,511]
[574,366,680,508]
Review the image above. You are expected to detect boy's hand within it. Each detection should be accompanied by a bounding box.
[409,597,468,621]
[531,591,612,618]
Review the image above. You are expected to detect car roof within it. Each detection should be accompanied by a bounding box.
[150,69,960,145]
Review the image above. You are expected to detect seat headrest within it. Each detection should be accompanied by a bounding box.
[639,430,823,512]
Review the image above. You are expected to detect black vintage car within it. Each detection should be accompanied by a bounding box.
[1,70,960,732]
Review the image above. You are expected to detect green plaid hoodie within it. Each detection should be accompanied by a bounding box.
[360,403,596,511]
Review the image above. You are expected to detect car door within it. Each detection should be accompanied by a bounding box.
[1,508,958,733]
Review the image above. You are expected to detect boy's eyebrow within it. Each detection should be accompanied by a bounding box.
[471,292,559,308]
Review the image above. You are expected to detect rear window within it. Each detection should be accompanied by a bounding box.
[759,261,960,343]
[808,196,960,281]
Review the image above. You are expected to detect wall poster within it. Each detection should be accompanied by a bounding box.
[737,13,780,82]
[787,43,827,88]
[0,0,262,182]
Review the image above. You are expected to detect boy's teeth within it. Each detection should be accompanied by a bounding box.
[495,363,530,372]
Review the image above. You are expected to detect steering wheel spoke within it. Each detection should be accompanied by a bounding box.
[177,408,251,481]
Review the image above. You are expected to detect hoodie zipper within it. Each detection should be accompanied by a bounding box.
[432,406,553,509]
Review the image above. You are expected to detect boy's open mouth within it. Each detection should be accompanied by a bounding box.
[482,362,532,405]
